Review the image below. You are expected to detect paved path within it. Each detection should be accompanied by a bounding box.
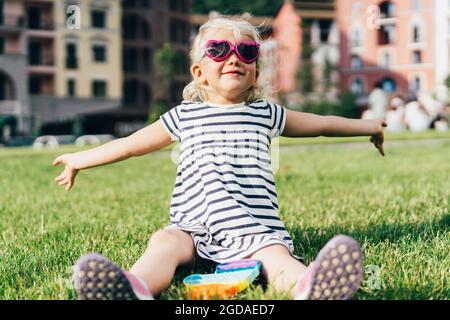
[279,137,450,153]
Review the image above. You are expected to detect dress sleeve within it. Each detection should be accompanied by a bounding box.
[159,105,182,142]
[270,102,287,138]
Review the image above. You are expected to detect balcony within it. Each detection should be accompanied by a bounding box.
[28,55,55,74]
[26,18,55,38]
[0,16,25,32]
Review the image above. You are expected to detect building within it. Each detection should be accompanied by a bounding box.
[0,0,195,140]
[270,0,339,106]
[35,0,123,135]
[122,0,191,111]
[0,0,30,139]
[336,0,445,105]
[70,0,195,137]
[0,0,124,139]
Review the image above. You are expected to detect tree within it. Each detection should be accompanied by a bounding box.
[149,42,185,124]
[445,74,450,89]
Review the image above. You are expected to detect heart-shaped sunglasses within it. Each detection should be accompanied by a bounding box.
[204,40,260,64]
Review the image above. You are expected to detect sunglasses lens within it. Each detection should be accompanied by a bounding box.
[206,42,230,60]
[237,43,259,61]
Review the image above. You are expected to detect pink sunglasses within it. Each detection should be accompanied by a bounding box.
[204,40,260,64]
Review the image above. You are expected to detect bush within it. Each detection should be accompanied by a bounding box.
[337,91,358,119]
[293,92,358,119]
[148,100,167,124]
[300,99,339,116]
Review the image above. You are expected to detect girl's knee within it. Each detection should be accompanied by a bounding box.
[251,244,291,261]
[147,229,194,261]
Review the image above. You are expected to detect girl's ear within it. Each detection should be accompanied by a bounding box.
[191,63,207,85]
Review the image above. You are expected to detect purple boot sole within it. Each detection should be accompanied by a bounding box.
[73,253,139,300]
[295,235,364,300]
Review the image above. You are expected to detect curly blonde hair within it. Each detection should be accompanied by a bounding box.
[182,15,273,103]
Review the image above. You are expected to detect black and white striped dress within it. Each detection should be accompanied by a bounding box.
[159,99,297,263]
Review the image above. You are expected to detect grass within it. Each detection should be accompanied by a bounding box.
[0,133,449,300]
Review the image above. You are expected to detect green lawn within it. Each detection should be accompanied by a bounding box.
[0,135,449,299]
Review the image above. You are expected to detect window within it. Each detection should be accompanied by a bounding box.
[380,1,395,18]
[28,41,42,65]
[142,47,152,72]
[170,19,189,44]
[0,0,4,26]
[319,20,332,43]
[412,0,421,11]
[352,2,361,16]
[140,19,151,40]
[351,28,362,47]
[381,52,391,67]
[92,44,107,62]
[412,50,422,64]
[378,25,395,45]
[29,77,41,94]
[91,10,106,28]
[0,37,4,54]
[410,76,421,93]
[381,78,396,92]
[412,24,422,42]
[92,80,107,97]
[351,55,363,69]
[67,79,76,97]
[65,42,78,69]
[123,47,138,72]
[27,6,42,29]
[351,78,364,96]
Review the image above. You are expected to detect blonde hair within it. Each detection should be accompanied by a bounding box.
[182,15,273,103]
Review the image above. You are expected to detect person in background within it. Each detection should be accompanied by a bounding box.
[404,94,432,132]
[368,82,388,120]
[385,94,406,132]
[417,91,445,129]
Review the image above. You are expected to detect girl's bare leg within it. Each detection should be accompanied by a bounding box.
[250,236,364,300]
[250,244,307,298]
[129,228,196,296]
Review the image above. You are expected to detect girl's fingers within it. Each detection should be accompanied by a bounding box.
[52,158,61,166]
[58,179,68,186]
[66,170,73,185]
[378,143,385,156]
[54,173,66,182]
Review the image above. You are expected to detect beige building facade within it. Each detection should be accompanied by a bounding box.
[55,0,122,99]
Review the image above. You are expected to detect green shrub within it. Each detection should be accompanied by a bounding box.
[291,92,358,119]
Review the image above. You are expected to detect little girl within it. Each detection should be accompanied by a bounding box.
[53,17,386,300]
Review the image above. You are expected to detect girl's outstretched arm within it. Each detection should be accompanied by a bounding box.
[282,109,387,156]
[52,119,173,191]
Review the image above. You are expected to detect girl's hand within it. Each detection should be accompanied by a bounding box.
[52,154,80,191]
[370,120,388,156]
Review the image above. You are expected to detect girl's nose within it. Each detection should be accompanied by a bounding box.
[226,50,240,64]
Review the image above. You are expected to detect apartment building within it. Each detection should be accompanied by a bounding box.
[0,0,124,138]
[336,0,437,103]
[122,0,191,111]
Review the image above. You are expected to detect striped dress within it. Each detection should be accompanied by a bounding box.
[159,99,297,263]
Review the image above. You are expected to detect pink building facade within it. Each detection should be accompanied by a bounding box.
[337,0,436,102]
